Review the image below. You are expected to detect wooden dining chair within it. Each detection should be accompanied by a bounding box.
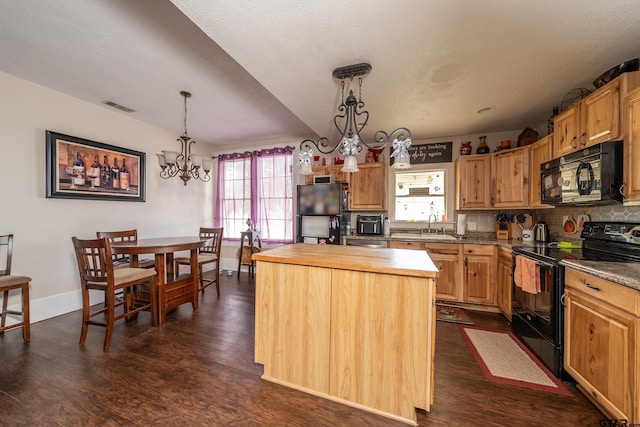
[96,229,154,269]
[174,227,223,296]
[71,236,158,351]
[0,234,31,341]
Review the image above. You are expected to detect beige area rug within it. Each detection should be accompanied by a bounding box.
[459,326,572,396]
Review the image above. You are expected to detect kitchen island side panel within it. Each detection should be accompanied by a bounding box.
[254,261,332,394]
[329,269,434,419]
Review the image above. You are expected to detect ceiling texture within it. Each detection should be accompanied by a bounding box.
[2,0,640,150]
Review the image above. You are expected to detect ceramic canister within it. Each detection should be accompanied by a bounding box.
[521,228,535,244]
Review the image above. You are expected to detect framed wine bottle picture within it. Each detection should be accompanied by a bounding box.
[45,130,146,202]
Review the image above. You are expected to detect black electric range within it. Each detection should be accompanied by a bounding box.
[511,221,640,379]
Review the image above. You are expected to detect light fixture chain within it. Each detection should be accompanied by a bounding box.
[340,80,345,105]
[358,76,363,102]
[183,93,188,137]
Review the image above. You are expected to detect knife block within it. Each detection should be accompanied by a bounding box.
[495,223,511,240]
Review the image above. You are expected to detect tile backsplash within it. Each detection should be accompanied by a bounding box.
[453,204,640,243]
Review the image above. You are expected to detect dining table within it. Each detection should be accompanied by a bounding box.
[110,236,208,325]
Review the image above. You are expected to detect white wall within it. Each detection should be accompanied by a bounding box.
[0,71,214,323]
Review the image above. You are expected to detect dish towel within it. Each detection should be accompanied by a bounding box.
[514,255,539,294]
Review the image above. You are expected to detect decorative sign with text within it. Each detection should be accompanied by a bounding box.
[390,142,453,166]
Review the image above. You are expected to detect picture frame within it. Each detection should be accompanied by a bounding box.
[46,130,146,202]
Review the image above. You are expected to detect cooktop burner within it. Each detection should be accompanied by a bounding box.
[514,221,640,264]
[513,245,583,264]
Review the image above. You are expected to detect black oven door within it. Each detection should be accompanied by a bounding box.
[511,253,564,378]
[512,259,556,339]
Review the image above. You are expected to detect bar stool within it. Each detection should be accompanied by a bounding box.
[0,234,31,341]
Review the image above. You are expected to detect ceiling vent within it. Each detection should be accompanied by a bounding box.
[103,100,135,113]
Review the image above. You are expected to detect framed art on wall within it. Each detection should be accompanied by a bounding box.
[45,130,146,202]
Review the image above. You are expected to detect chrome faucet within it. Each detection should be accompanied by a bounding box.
[425,213,438,234]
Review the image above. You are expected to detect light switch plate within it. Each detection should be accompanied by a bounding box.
[467,222,477,231]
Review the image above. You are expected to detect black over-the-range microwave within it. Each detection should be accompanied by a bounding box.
[540,140,624,205]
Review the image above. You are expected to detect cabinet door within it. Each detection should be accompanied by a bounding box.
[349,163,386,210]
[425,243,461,302]
[583,78,621,147]
[492,146,530,208]
[327,165,347,183]
[462,245,496,305]
[623,86,640,203]
[456,155,492,209]
[565,290,634,421]
[496,247,513,319]
[529,135,553,208]
[553,105,581,157]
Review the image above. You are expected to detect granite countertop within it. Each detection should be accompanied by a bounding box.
[343,233,525,248]
[343,233,640,292]
[560,259,640,291]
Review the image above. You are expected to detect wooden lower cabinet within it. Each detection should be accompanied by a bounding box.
[425,243,461,302]
[497,246,513,320]
[462,244,496,305]
[564,268,640,423]
[390,241,498,306]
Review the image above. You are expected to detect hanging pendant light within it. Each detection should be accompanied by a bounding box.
[156,91,212,185]
[297,63,412,174]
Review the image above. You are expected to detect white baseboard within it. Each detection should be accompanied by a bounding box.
[3,257,245,327]
[4,288,91,326]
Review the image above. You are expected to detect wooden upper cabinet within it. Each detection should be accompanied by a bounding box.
[582,78,621,147]
[553,104,581,157]
[304,165,348,184]
[553,72,640,158]
[456,155,492,210]
[529,135,554,208]
[623,86,640,204]
[348,162,386,210]
[492,146,530,208]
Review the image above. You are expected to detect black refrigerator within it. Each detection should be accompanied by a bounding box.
[297,183,344,245]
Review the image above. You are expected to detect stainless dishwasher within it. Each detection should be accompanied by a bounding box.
[345,239,388,249]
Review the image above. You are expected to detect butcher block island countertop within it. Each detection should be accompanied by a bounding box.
[253,244,438,426]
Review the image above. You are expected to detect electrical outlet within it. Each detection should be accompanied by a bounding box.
[467,221,477,231]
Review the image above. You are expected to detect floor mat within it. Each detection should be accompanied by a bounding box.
[459,326,572,396]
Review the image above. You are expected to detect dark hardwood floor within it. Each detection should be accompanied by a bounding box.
[1,272,605,426]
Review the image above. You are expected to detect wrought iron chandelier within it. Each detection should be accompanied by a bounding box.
[298,63,412,174]
[156,91,212,185]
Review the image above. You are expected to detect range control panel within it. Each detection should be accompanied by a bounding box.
[581,221,640,245]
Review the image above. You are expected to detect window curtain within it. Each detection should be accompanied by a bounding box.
[215,147,294,243]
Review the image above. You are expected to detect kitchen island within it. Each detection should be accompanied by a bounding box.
[253,243,438,425]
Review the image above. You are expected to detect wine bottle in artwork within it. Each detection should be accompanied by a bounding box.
[100,155,111,190]
[89,155,101,188]
[112,158,120,190]
[71,151,86,186]
[120,159,130,191]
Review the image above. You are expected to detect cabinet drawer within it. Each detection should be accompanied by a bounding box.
[424,243,460,255]
[463,244,495,256]
[389,241,423,250]
[565,268,640,316]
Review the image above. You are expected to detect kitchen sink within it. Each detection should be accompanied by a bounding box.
[390,233,457,240]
